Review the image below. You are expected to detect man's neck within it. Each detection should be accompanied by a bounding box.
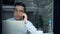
[15,18,23,21]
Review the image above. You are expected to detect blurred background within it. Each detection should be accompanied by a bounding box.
[2,0,53,34]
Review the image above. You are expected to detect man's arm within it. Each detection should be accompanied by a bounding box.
[23,13,37,34]
[25,21,37,34]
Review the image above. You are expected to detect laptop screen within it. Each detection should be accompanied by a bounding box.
[2,20,25,34]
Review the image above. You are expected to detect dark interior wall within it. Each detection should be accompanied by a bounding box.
[2,0,14,5]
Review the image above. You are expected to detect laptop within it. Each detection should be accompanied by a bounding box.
[2,20,25,34]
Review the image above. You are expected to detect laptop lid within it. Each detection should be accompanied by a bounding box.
[2,20,25,34]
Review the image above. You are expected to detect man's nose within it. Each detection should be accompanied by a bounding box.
[17,11,20,13]
[16,11,21,14]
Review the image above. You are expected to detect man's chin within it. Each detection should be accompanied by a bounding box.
[15,17,23,20]
[15,18,20,20]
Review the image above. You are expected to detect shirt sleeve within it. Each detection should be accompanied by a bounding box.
[25,21,37,34]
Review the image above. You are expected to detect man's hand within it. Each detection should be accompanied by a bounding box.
[22,13,28,24]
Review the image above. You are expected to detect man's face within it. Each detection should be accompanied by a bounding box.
[14,6,24,20]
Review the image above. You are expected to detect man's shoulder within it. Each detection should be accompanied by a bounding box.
[27,20,32,24]
[27,20,31,22]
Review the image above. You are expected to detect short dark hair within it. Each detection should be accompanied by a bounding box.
[14,2,26,12]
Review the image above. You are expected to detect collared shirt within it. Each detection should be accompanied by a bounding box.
[5,18,37,34]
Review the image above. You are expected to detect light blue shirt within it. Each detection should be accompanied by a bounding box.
[5,18,37,34]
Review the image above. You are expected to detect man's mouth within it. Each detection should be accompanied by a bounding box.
[16,16,20,18]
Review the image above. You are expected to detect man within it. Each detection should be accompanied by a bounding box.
[6,2,37,34]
